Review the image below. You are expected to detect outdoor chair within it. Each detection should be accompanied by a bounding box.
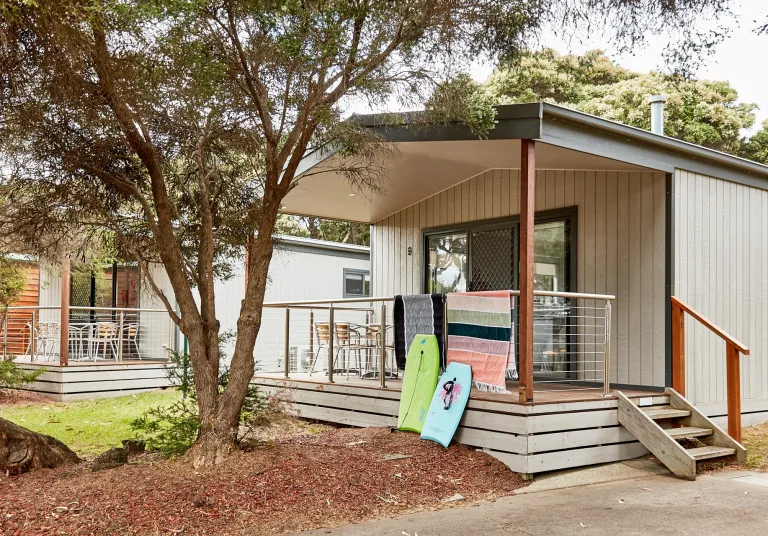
[308,321,331,376]
[85,322,119,361]
[126,323,141,360]
[333,322,367,378]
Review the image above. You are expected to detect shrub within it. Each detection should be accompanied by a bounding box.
[0,357,44,391]
[131,345,266,457]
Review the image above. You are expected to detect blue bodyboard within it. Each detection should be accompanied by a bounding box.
[420,362,472,447]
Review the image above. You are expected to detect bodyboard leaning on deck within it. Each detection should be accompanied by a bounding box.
[421,362,472,447]
[397,334,440,433]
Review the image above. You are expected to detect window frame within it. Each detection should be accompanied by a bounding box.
[342,268,371,298]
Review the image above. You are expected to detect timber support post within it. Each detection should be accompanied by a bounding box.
[519,139,535,404]
[59,256,70,366]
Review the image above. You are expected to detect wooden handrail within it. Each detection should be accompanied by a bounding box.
[670,296,749,443]
[670,296,749,354]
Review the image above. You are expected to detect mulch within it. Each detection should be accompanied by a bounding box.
[0,426,525,535]
[0,390,53,408]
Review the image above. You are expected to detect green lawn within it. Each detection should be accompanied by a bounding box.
[0,390,180,458]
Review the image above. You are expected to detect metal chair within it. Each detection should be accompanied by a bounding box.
[126,323,141,360]
[333,322,366,378]
[309,322,331,376]
[86,322,119,361]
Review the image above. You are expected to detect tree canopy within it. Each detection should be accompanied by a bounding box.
[484,48,765,160]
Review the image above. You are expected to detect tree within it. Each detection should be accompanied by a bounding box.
[485,48,758,155]
[740,121,768,164]
[277,215,370,246]
[0,0,735,466]
[0,258,25,341]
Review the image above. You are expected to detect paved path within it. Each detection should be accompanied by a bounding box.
[297,471,768,536]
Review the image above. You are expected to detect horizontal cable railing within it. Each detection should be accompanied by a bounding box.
[2,306,177,364]
[258,290,614,395]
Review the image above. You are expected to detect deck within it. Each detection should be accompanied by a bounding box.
[253,373,666,475]
[17,359,172,401]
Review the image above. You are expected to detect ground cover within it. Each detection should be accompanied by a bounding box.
[0,390,180,457]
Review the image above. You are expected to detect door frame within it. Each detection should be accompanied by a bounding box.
[421,206,579,295]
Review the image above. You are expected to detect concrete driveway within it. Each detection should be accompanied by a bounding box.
[297,471,768,536]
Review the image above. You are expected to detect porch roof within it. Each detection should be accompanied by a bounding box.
[285,102,768,223]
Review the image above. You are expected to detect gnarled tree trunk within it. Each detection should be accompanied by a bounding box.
[0,417,79,474]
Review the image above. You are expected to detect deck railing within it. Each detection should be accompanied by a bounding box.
[257,290,615,397]
[671,296,749,442]
[1,306,178,364]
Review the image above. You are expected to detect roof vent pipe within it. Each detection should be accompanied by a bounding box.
[648,94,667,136]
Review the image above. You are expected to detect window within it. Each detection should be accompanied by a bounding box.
[426,232,468,293]
[343,269,370,298]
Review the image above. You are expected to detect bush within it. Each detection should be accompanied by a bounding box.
[0,357,44,391]
[131,346,267,457]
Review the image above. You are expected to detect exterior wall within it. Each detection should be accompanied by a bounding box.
[674,169,768,417]
[145,243,370,365]
[372,168,667,388]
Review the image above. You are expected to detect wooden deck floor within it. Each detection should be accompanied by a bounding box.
[253,372,660,405]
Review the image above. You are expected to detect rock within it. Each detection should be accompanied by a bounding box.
[122,439,146,454]
[440,493,465,503]
[92,447,129,472]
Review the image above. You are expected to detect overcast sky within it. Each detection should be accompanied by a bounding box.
[468,1,768,134]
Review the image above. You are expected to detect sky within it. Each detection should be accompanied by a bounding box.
[467,1,768,135]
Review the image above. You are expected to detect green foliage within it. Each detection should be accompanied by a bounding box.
[131,347,267,457]
[425,74,498,138]
[740,121,768,164]
[0,258,25,309]
[276,216,370,246]
[0,357,44,390]
[485,49,759,155]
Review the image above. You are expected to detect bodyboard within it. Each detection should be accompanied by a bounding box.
[420,362,472,447]
[397,334,440,433]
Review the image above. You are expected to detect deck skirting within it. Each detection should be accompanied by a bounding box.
[253,377,670,474]
[17,362,173,401]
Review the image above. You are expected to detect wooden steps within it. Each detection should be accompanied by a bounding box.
[644,407,691,420]
[688,446,736,461]
[617,389,746,480]
[666,427,714,440]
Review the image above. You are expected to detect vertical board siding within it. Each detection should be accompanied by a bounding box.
[372,168,667,388]
[674,170,768,411]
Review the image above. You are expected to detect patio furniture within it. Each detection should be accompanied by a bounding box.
[68,324,89,361]
[333,322,366,378]
[308,321,331,376]
[126,323,141,360]
[84,322,119,361]
[25,321,60,362]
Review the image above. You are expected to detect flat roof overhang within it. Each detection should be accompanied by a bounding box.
[284,103,768,223]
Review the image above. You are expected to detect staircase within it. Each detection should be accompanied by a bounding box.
[617,389,746,480]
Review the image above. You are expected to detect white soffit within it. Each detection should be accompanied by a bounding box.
[283,140,655,223]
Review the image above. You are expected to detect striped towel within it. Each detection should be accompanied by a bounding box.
[394,294,446,370]
[447,291,515,392]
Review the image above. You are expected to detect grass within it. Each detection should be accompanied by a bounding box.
[742,423,768,471]
[0,389,180,458]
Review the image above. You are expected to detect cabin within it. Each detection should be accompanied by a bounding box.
[252,100,767,479]
[3,236,370,400]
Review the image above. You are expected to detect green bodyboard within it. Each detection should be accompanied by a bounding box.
[397,334,440,433]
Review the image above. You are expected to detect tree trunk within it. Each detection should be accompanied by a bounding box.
[0,417,79,474]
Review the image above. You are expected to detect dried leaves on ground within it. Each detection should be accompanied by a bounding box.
[0,424,524,535]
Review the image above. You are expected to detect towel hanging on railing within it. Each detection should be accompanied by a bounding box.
[446,291,515,393]
[393,294,446,370]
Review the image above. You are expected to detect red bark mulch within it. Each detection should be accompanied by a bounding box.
[0,426,525,535]
[0,390,52,408]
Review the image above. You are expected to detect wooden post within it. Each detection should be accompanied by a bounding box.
[726,342,742,443]
[519,139,535,404]
[59,256,70,366]
[671,301,685,396]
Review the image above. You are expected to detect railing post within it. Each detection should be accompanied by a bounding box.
[726,342,742,443]
[379,303,387,389]
[31,309,36,361]
[284,308,290,379]
[309,310,314,368]
[603,301,612,397]
[2,311,7,360]
[671,301,685,396]
[327,304,334,383]
[118,311,125,362]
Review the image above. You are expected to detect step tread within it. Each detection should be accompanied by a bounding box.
[687,446,736,461]
[666,426,714,439]
[643,407,691,420]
